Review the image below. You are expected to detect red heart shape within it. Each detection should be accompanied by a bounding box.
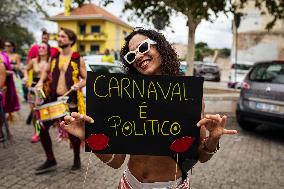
[170,136,195,153]
[85,134,109,151]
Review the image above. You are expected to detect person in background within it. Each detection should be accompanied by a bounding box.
[4,41,21,77]
[0,39,20,141]
[35,28,86,174]
[0,49,7,143]
[4,41,24,102]
[101,48,114,63]
[25,29,56,125]
[23,42,51,143]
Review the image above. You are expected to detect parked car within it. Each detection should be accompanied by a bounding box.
[194,62,221,81]
[82,56,126,97]
[83,54,121,65]
[179,61,221,81]
[236,60,284,131]
[228,61,254,88]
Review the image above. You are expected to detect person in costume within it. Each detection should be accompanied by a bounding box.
[35,27,86,174]
[0,48,7,143]
[59,29,238,188]
[23,42,51,143]
[25,29,57,125]
[101,48,114,63]
[0,39,20,142]
[4,41,22,78]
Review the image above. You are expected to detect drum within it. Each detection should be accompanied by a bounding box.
[34,100,69,122]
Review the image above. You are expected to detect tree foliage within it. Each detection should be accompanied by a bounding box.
[0,0,37,54]
[195,42,214,61]
[0,23,34,55]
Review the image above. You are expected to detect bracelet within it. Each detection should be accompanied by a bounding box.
[105,154,115,164]
[202,137,220,155]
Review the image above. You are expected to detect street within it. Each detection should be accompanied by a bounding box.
[0,103,283,189]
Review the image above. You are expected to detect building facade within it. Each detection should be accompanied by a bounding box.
[49,3,133,55]
[232,0,284,63]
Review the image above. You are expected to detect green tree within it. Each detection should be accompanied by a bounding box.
[219,48,231,58]
[195,42,214,61]
[0,0,40,54]
[0,23,34,55]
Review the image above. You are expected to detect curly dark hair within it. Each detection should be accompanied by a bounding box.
[120,29,180,76]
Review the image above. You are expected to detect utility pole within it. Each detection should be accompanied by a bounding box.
[234,13,241,84]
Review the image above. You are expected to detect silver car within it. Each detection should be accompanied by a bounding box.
[236,60,284,130]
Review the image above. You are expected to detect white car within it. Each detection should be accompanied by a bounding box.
[82,55,125,97]
[228,61,254,88]
[83,54,122,66]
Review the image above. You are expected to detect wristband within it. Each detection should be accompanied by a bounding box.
[202,137,220,155]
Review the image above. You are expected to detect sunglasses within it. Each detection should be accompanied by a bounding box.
[39,45,47,50]
[124,38,157,64]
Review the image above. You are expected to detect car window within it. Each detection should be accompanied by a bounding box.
[231,64,252,70]
[89,65,124,73]
[249,63,284,84]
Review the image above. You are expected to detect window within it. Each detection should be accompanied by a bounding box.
[79,44,85,52]
[79,23,86,34]
[91,44,100,53]
[249,63,284,84]
[91,25,101,33]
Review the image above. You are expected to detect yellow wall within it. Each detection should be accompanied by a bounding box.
[54,19,133,54]
[120,26,133,48]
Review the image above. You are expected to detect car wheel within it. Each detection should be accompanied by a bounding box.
[237,118,259,131]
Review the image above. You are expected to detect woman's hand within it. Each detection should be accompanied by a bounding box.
[197,114,237,139]
[59,112,94,141]
[71,81,82,91]
[35,81,43,89]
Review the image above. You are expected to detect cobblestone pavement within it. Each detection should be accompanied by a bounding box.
[0,103,283,189]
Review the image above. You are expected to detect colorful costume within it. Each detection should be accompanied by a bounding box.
[38,49,85,168]
[0,52,20,113]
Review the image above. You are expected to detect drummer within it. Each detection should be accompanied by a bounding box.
[35,27,86,173]
[23,42,51,143]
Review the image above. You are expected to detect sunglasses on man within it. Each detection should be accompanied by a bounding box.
[124,38,157,64]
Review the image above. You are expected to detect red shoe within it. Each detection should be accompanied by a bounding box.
[31,134,40,143]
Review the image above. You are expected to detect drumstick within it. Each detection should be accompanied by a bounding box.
[61,88,73,98]
[40,89,46,99]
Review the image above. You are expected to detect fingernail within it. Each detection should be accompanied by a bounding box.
[90,118,94,123]
[80,115,84,119]
[71,118,75,121]
[205,114,209,118]
[196,122,200,127]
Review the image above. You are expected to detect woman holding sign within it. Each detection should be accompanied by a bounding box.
[60,29,237,189]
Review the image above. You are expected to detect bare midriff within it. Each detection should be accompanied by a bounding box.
[128,155,182,183]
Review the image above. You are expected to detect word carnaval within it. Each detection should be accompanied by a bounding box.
[93,75,190,101]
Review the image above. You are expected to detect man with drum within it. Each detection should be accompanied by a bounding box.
[35,28,87,173]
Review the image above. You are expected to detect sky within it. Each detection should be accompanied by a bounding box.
[32,0,233,49]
